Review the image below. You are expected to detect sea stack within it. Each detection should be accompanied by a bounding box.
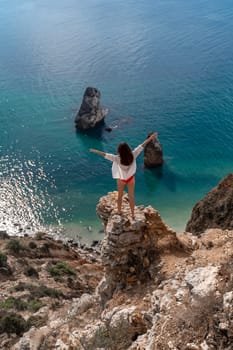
[144,132,163,168]
[75,87,108,130]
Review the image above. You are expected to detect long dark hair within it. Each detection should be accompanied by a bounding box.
[117,142,134,166]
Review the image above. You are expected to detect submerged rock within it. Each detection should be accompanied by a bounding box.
[75,87,108,130]
[186,173,233,234]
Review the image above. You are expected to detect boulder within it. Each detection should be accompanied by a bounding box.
[75,87,108,130]
[144,133,163,168]
[184,266,219,297]
[186,174,233,234]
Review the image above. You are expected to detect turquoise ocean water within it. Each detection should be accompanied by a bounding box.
[1,0,233,243]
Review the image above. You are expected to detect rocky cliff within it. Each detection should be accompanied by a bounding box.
[186,173,233,234]
[1,188,233,349]
[96,192,179,305]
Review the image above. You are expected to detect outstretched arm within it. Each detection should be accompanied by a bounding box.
[141,132,158,147]
[89,148,106,157]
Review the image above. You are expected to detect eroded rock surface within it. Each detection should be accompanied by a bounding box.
[75,87,107,130]
[2,188,233,350]
[96,191,179,302]
[186,173,233,234]
[144,133,163,168]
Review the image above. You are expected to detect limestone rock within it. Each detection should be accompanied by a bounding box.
[96,191,178,301]
[223,291,233,311]
[103,306,148,340]
[78,307,149,350]
[3,201,233,349]
[13,326,49,350]
[144,133,163,168]
[68,293,97,319]
[186,174,233,234]
[184,266,219,297]
[75,87,108,130]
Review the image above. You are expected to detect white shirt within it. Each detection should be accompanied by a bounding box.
[104,144,143,180]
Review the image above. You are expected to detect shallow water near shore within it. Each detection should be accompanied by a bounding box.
[1,0,233,241]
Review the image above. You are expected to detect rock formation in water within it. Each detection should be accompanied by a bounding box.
[75,87,108,130]
[144,132,163,168]
[186,173,233,234]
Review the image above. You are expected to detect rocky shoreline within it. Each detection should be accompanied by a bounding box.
[0,175,233,349]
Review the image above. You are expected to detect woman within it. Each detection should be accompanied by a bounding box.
[89,132,157,218]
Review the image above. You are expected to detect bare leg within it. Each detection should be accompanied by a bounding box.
[127,178,135,217]
[117,179,125,213]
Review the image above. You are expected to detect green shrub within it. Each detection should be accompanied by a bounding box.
[35,231,46,240]
[28,241,37,249]
[27,299,43,312]
[12,282,63,299]
[35,285,63,298]
[27,315,46,328]
[48,261,76,277]
[0,312,28,335]
[89,319,133,350]
[40,242,50,254]
[63,243,70,251]
[24,266,39,278]
[6,239,25,254]
[0,296,43,314]
[0,297,27,311]
[12,281,30,292]
[0,252,7,267]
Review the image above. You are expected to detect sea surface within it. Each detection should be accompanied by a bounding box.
[1,0,233,243]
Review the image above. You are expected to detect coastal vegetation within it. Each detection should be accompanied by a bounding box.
[0,233,103,348]
[6,239,26,254]
[0,252,7,267]
[47,261,76,278]
[0,312,28,336]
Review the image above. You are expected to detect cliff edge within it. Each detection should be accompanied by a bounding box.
[0,188,232,349]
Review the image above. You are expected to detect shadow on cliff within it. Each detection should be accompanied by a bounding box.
[143,163,177,193]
